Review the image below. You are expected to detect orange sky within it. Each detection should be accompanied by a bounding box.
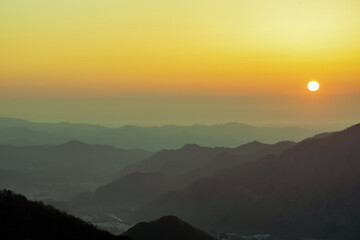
[0,0,359,125]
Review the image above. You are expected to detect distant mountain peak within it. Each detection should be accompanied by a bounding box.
[125,215,216,240]
[58,140,88,148]
[247,140,262,145]
[154,215,190,226]
[236,141,264,148]
[180,144,202,150]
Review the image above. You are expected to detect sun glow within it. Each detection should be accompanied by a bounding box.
[0,0,359,96]
[308,81,320,92]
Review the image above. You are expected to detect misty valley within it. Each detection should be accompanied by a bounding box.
[1,118,360,240]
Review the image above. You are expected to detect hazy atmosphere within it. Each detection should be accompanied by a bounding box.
[1,0,359,127]
[1,1,360,240]
[1,94,359,128]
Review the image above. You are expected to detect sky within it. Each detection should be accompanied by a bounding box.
[0,0,359,127]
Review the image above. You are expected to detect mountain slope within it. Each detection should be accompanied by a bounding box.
[0,190,128,240]
[136,123,360,239]
[94,172,185,207]
[81,141,294,208]
[0,127,67,146]
[116,141,295,177]
[0,140,151,181]
[0,141,152,200]
[124,216,216,240]
[116,144,225,177]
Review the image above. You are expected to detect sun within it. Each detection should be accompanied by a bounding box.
[308,81,320,92]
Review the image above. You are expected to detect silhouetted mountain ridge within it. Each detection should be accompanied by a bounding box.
[0,117,319,150]
[135,123,360,239]
[93,172,184,207]
[58,139,90,148]
[117,141,295,177]
[85,141,294,208]
[124,216,216,240]
[0,190,128,240]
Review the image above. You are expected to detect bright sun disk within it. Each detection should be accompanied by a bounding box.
[308,81,320,92]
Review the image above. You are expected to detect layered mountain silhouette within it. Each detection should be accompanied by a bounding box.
[115,144,227,177]
[0,117,318,150]
[0,141,151,199]
[93,172,184,207]
[0,127,63,146]
[0,190,129,240]
[116,141,295,177]
[124,216,216,240]
[1,190,221,240]
[3,117,358,239]
[74,141,294,208]
[134,123,360,239]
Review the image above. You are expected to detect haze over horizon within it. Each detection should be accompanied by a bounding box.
[1,0,359,127]
[0,94,358,129]
[0,113,356,131]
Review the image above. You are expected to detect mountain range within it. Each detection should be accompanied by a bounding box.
[71,141,295,208]
[2,117,360,239]
[0,117,319,150]
[1,190,217,240]
[116,141,295,177]
[0,141,151,200]
[132,123,360,239]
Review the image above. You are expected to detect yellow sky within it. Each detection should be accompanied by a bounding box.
[1,0,359,97]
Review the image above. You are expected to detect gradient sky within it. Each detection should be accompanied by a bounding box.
[0,0,359,127]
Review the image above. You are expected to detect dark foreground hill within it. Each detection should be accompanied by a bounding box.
[124,216,216,240]
[136,123,360,239]
[0,190,129,240]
